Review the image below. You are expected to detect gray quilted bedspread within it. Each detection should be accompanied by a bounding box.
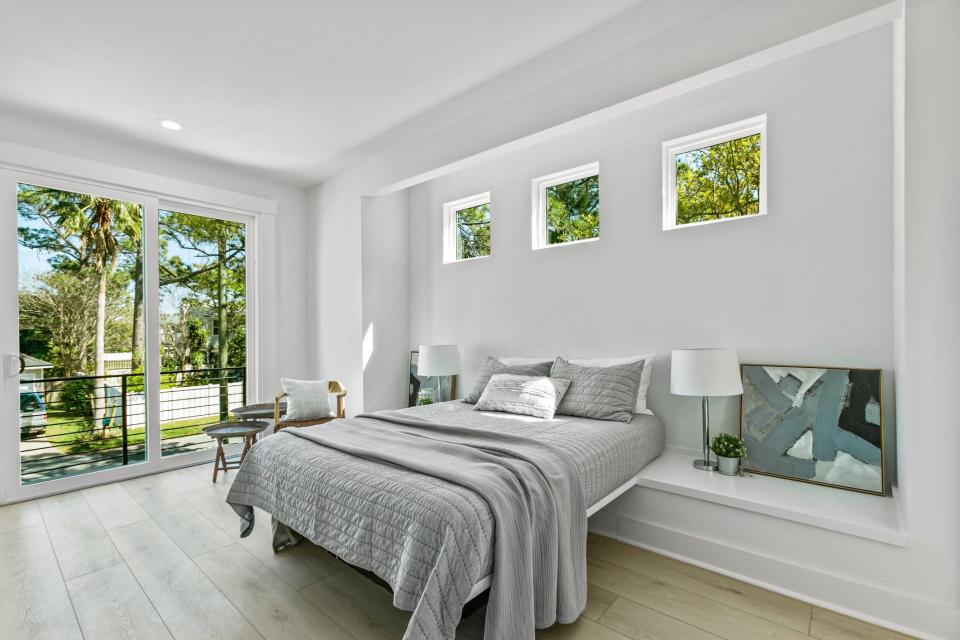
[225,403,664,640]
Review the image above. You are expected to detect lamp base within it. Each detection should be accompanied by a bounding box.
[693,458,718,472]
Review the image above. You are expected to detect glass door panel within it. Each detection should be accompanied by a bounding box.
[17,182,146,484]
[158,209,247,456]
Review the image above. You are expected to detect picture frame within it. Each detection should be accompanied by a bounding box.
[738,364,885,495]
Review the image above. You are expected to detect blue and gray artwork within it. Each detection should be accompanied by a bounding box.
[740,365,883,494]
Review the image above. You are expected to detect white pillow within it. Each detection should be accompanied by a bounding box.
[567,353,656,415]
[281,378,333,421]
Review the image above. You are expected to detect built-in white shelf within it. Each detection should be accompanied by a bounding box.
[635,449,907,547]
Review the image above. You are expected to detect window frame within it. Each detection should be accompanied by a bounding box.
[531,161,600,250]
[662,115,767,231]
[443,191,491,264]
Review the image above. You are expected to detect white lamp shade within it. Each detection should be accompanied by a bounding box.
[417,345,461,376]
[670,348,743,397]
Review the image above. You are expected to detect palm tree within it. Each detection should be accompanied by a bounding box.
[18,185,141,424]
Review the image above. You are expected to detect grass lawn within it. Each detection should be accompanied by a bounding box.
[42,412,223,455]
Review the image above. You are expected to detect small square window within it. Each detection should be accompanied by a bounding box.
[443,192,491,263]
[662,115,766,230]
[532,162,599,249]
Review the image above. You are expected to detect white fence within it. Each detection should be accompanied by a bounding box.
[120,382,244,427]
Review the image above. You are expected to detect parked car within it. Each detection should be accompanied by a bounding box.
[19,391,48,439]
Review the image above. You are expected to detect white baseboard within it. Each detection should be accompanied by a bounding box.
[590,514,957,640]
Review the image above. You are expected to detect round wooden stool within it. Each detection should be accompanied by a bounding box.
[202,420,268,482]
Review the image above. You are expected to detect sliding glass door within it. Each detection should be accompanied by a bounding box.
[1,171,254,500]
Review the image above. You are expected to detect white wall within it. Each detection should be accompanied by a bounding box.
[407,29,894,456]
[305,0,895,405]
[899,0,960,627]
[361,192,410,411]
[307,172,366,411]
[310,1,959,637]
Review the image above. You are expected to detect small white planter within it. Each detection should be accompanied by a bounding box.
[716,455,740,476]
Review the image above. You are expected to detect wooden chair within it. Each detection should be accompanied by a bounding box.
[273,380,347,430]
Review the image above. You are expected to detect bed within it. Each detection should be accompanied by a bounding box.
[226,400,664,639]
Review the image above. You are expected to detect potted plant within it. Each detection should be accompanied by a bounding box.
[416,388,437,406]
[710,433,747,476]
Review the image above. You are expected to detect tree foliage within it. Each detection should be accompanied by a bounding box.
[676,133,761,225]
[159,210,246,371]
[17,185,139,274]
[18,183,141,404]
[456,203,490,260]
[17,186,247,394]
[19,270,129,376]
[19,271,97,376]
[547,175,599,244]
[161,304,209,371]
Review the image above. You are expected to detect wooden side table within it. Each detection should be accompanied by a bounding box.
[202,420,268,482]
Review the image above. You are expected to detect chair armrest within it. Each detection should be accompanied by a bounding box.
[274,392,288,426]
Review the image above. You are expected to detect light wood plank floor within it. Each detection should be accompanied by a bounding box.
[0,464,914,640]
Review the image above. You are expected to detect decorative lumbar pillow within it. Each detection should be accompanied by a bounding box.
[552,357,646,422]
[464,355,553,404]
[474,374,571,420]
[568,353,656,415]
[281,378,333,421]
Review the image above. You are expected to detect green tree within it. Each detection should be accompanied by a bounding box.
[547,175,599,244]
[161,306,209,372]
[676,133,761,225]
[18,186,141,421]
[456,203,490,259]
[117,231,145,370]
[19,270,132,378]
[159,211,245,418]
[19,271,98,376]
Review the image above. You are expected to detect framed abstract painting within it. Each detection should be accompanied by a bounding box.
[739,364,885,495]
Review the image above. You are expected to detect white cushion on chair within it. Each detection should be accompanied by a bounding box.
[281,378,333,421]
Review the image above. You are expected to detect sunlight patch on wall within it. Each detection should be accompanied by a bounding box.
[362,323,375,371]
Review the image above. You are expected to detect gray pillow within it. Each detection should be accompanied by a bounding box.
[474,374,571,419]
[464,355,553,403]
[551,356,645,422]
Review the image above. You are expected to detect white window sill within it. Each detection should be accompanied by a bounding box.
[443,254,490,265]
[636,448,907,547]
[534,236,600,251]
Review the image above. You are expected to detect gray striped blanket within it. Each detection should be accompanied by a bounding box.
[225,404,665,639]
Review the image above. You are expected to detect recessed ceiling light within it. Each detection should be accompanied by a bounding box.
[159,119,182,131]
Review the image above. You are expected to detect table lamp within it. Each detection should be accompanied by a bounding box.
[417,345,461,402]
[670,348,743,471]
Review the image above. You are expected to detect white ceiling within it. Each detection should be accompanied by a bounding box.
[0,0,643,186]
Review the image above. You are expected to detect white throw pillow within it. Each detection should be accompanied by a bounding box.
[281,378,333,421]
[567,353,656,415]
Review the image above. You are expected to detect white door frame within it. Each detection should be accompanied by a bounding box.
[1,170,259,503]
